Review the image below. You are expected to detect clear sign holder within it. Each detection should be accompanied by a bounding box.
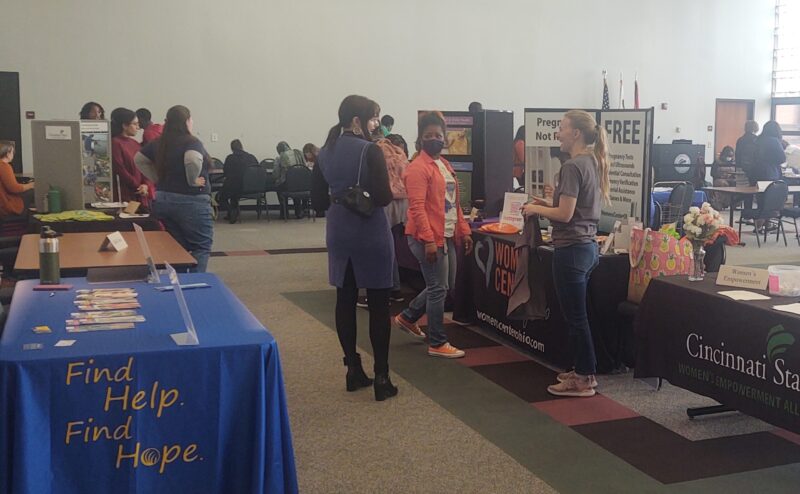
[165,262,200,346]
[133,223,160,284]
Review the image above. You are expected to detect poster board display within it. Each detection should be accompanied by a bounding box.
[80,120,113,203]
[524,110,570,200]
[599,109,653,232]
[31,120,84,211]
[524,108,654,231]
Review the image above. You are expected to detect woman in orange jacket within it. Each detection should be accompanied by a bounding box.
[0,141,34,217]
[394,111,473,358]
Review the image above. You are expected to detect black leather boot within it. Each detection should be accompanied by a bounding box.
[344,353,372,391]
[373,373,398,401]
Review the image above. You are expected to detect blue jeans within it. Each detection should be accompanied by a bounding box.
[552,242,599,375]
[402,237,456,347]
[153,191,214,273]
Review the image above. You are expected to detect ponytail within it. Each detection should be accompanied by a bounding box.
[325,123,343,148]
[593,125,611,206]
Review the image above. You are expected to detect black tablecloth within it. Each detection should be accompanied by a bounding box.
[635,275,800,434]
[457,230,631,372]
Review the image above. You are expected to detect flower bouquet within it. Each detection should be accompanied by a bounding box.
[682,202,723,281]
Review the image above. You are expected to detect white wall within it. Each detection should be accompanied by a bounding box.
[2,0,775,172]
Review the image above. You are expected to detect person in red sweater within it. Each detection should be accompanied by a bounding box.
[136,108,163,145]
[0,141,34,217]
[111,108,154,209]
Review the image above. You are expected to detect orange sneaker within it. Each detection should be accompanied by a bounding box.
[394,315,426,339]
[428,342,465,359]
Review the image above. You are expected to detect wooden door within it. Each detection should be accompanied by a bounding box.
[715,99,754,160]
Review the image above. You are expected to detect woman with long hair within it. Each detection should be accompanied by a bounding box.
[110,107,154,209]
[522,110,610,397]
[395,111,474,359]
[135,105,213,272]
[755,120,786,181]
[310,95,398,401]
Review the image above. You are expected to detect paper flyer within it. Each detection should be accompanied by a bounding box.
[499,192,528,230]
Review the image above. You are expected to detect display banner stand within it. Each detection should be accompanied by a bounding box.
[524,108,655,231]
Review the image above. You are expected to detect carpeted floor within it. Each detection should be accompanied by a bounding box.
[206,216,800,493]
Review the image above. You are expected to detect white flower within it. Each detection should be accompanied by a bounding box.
[689,206,700,214]
[683,213,693,224]
[701,202,711,210]
[696,215,707,225]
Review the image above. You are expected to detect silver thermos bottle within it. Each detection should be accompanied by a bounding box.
[39,226,61,285]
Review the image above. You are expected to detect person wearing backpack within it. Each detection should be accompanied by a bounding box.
[275,141,308,218]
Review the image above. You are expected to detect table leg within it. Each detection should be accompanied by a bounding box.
[729,194,736,227]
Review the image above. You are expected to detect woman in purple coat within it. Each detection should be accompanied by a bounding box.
[311,95,398,401]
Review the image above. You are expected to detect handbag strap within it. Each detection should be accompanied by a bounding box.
[355,143,369,187]
[629,227,650,268]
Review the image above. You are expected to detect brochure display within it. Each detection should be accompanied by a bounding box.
[80,120,113,203]
[524,108,654,231]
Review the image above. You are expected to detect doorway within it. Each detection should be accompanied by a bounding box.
[0,72,21,173]
[715,99,754,161]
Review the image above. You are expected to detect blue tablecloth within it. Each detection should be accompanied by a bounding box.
[649,189,708,225]
[0,274,297,494]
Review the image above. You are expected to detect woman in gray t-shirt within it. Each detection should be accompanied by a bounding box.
[522,110,611,398]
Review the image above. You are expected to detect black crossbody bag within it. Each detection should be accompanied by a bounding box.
[332,144,374,218]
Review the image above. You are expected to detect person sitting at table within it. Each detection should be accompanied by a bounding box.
[302,142,319,170]
[110,108,154,209]
[522,109,610,397]
[311,94,398,401]
[220,139,257,224]
[709,146,736,210]
[79,101,105,120]
[395,111,474,359]
[0,141,34,218]
[274,141,308,218]
[136,108,163,145]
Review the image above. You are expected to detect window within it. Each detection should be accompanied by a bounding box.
[773,1,800,97]
[773,2,800,144]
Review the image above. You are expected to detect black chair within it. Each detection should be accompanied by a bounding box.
[280,165,313,221]
[257,160,279,220]
[781,206,800,246]
[211,157,224,170]
[238,164,269,220]
[739,180,788,247]
[654,182,694,230]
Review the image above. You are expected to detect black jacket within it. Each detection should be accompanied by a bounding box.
[222,150,258,195]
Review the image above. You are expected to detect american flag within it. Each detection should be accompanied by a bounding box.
[602,71,610,110]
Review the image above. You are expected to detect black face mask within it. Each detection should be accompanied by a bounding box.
[422,139,445,156]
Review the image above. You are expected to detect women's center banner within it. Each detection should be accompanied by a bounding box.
[524,108,653,232]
